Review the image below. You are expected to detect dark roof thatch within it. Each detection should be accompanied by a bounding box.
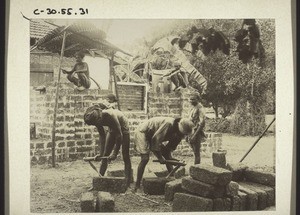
[31,20,131,58]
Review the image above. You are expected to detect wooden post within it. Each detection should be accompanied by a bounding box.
[110,54,120,110]
[51,31,67,167]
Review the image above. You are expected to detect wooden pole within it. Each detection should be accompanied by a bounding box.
[51,31,67,167]
[239,117,275,162]
[111,54,121,110]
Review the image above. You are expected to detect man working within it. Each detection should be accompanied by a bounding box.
[62,51,91,91]
[188,92,206,164]
[84,104,132,189]
[133,117,194,191]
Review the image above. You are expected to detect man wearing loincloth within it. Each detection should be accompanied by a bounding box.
[62,51,91,91]
[84,104,132,188]
[133,117,194,191]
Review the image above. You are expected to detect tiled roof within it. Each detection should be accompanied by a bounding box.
[30,20,56,39]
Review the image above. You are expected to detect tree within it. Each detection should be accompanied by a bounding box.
[132,19,275,135]
[190,19,275,135]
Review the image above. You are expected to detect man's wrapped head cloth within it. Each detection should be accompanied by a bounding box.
[178,118,195,135]
[84,103,108,126]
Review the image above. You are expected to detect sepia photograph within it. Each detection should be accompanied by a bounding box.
[29,18,276,213]
[7,0,294,214]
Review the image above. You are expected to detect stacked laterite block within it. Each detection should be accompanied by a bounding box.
[226,162,275,210]
[220,154,275,211]
[172,164,233,212]
[30,87,111,164]
[171,164,276,212]
[239,168,276,210]
[30,85,223,164]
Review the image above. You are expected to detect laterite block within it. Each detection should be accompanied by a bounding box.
[239,182,268,210]
[226,162,248,182]
[212,151,227,168]
[172,193,213,212]
[213,198,231,211]
[165,179,183,201]
[182,176,226,198]
[107,168,134,183]
[93,177,127,193]
[95,191,115,212]
[244,169,275,186]
[244,181,275,206]
[174,167,186,179]
[239,185,258,210]
[226,181,239,196]
[142,177,174,195]
[80,192,95,212]
[190,164,232,186]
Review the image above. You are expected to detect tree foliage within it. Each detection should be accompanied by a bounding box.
[133,19,275,135]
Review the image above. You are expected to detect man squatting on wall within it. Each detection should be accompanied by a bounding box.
[84,104,132,189]
[62,51,91,91]
[133,117,195,191]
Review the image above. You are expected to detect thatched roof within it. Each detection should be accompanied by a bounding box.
[31,20,131,58]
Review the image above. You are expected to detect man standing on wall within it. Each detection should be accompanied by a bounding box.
[133,117,194,191]
[188,92,206,164]
[84,104,132,189]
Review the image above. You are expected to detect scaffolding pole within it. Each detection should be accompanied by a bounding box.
[51,31,67,167]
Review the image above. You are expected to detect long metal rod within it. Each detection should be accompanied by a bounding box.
[239,117,276,162]
[51,31,67,167]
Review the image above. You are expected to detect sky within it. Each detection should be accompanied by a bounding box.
[53,19,179,52]
[104,19,176,50]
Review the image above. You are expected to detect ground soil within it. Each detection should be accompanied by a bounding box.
[30,134,276,213]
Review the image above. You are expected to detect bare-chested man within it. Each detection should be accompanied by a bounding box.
[84,104,131,188]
